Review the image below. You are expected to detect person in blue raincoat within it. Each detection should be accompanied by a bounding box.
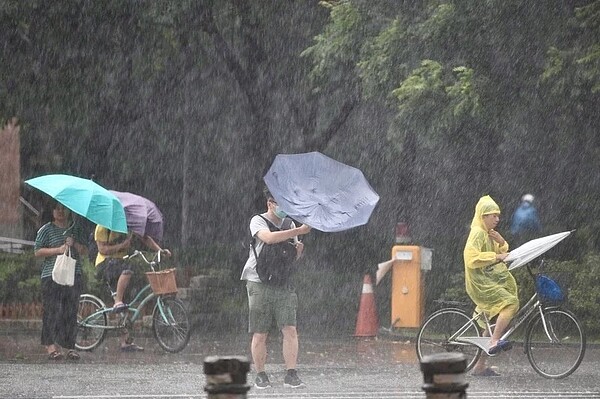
[510,194,541,245]
[464,196,519,377]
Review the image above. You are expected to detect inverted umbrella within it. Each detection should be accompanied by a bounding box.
[25,174,128,233]
[110,190,164,241]
[263,152,380,232]
[506,231,573,270]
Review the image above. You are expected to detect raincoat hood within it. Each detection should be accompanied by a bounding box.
[471,195,501,231]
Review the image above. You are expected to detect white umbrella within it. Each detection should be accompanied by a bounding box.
[506,231,573,270]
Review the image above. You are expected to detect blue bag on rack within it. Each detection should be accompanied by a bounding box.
[536,275,564,303]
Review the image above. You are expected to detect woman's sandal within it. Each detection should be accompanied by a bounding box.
[66,350,80,361]
[48,350,64,360]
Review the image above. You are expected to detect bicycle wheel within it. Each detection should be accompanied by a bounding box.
[526,307,586,379]
[152,296,191,353]
[75,294,107,351]
[416,308,482,371]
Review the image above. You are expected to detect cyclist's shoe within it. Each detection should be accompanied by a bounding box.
[112,302,128,313]
[472,367,501,377]
[283,369,306,389]
[488,339,512,355]
[120,343,144,352]
[254,372,272,389]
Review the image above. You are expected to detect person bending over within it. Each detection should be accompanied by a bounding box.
[94,225,171,351]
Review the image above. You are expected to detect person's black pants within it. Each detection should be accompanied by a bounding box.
[41,275,82,350]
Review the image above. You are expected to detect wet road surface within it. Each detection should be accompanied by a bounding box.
[1,330,599,398]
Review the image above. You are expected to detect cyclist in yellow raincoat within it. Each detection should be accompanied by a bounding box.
[464,195,519,376]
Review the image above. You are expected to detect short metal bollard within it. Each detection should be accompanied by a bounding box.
[420,352,468,399]
[204,356,251,398]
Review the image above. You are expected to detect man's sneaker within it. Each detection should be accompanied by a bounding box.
[254,372,272,389]
[284,369,306,388]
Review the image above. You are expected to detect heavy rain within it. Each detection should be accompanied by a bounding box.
[1,1,600,398]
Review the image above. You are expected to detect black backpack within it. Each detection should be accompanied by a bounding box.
[250,215,297,286]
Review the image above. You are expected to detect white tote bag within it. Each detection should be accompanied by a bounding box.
[52,247,76,286]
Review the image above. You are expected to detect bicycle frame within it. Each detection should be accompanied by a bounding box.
[77,250,191,353]
[79,284,159,330]
[454,262,563,355]
[455,292,543,354]
[418,250,585,379]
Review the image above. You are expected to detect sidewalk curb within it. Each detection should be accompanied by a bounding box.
[0,318,152,335]
[0,319,42,333]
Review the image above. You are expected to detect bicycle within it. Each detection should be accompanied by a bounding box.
[75,250,191,353]
[416,260,586,379]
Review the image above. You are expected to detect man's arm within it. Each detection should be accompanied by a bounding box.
[97,233,132,255]
[140,235,172,257]
[256,224,310,245]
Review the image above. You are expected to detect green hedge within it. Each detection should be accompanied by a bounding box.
[0,251,39,303]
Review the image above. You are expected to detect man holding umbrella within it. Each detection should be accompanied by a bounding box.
[246,152,378,388]
[241,189,311,389]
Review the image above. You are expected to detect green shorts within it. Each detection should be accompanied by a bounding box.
[246,281,298,333]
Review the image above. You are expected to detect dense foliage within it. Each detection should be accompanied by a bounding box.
[2,1,599,331]
[0,252,39,304]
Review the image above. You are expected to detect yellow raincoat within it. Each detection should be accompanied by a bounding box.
[464,196,518,321]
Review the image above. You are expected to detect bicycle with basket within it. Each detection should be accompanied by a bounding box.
[416,231,586,379]
[75,250,191,353]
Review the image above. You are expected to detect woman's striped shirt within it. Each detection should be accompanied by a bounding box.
[34,222,85,279]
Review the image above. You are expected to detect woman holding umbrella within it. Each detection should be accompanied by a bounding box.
[34,201,88,360]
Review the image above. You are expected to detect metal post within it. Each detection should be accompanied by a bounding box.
[420,352,468,399]
[204,356,251,399]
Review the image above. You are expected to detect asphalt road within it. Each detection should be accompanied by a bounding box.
[1,329,599,399]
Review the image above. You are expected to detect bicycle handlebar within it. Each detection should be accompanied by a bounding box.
[123,249,163,265]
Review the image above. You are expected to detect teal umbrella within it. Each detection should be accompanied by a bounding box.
[25,174,128,233]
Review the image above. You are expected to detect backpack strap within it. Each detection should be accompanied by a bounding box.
[250,214,293,260]
[257,214,293,231]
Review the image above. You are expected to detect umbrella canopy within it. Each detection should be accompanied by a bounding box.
[110,190,164,241]
[25,174,128,233]
[506,231,573,270]
[263,152,380,232]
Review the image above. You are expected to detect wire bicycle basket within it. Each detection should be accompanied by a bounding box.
[146,268,178,295]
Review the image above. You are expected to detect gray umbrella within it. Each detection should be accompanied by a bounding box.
[263,152,379,232]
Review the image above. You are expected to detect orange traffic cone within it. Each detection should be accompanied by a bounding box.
[354,274,379,337]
